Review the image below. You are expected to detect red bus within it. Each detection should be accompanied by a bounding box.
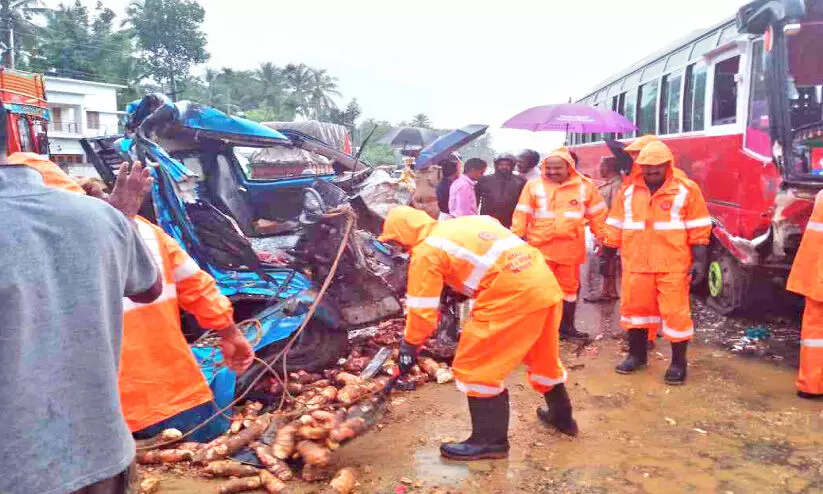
[0,67,49,155]
[569,0,823,314]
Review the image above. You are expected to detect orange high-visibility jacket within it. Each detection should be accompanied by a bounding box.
[119,217,234,432]
[9,152,85,194]
[604,152,711,273]
[379,207,563,346]
[787,190,823,302]
[511,148,608,265]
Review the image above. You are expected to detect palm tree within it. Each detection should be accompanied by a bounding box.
[410,113,432,129]
[283,63,313,118]
[308,68,341,120]
[255,62,286,115]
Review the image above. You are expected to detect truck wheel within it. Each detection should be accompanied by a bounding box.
[706,249,752,316]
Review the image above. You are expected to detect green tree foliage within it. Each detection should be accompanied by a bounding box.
[244,107,277,123]
[28,1,137,86]
[356,118,397,166]
[410,113,432,129]
[0,0,44,68]
[328,99,361,131]
[126,0,209,99]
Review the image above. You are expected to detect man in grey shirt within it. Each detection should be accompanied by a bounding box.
[0,111,161,492]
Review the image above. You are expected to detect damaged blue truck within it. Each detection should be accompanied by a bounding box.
[81,94,422,414]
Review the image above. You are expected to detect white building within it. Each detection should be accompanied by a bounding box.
[45,76,124,175]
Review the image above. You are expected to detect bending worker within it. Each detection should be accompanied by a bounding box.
[512,147,608,340]
[786,189,823,400]
[380,206,577,462]
[604,141,711,385]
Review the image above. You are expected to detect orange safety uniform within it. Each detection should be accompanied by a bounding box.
[786,190,823,395]
[380,207,567,398]
[511,148,608,302]
[604,141,711,342]
[120,217,234,432]
[9,152,85,194]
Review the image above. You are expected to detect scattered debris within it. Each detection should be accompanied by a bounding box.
[664,417,677,426]
[694,428,709,435]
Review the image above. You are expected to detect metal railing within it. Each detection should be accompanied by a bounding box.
[49,121,81,134]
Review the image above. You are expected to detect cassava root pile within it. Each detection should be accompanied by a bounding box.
[136,317,454,490]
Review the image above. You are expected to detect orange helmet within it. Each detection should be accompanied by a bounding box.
[635,141,675,166]
[624,134,660,155]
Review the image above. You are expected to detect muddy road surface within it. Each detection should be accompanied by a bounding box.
[149,299,821,494]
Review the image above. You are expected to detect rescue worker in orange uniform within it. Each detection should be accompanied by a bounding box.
[19,154,255,439]
[121,216,254,440]
[604,141,711,384]
[511,147,608,341]
[380,206,577,461]
[786,190,823,399]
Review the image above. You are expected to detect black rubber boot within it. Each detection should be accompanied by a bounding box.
[536,383,579,436]
[797,391,823,400]
[665,341,688,385]
[615,329,648,374]
[559,301,589,341]
[440,390,510,460]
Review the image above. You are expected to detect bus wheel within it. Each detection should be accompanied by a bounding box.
[706,249,752,316]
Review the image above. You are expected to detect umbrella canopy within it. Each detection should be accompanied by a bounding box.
[503,104,636,133]
[414,124,489,170]
[378,126,439,149]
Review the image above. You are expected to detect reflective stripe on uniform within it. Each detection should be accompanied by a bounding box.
[662,323,694,339]
[123,282,177,312]
[606,217,623,228]
[801,338,823,348]
[622,185,646,230]
[529,369,568,386]
[425,235,525,291]
[455,379,505,396]
[516,204,533,214]
[564,211,584,219]
[405,296,441,309]
[587,201,607,215]
[564,294,578,302]
[806,221,823,233]
[685,217,713,229]
[135,219,163,263]
[173,256,201,282]
[653,184,689,230]
[464,236,525,289]
[533,181,549,215]
[534,211,557,218]
[621,315,662,325]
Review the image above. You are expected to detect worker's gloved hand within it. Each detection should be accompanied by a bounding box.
[398,340,419,376]
[218,325,255,375]
[689,245,709,287]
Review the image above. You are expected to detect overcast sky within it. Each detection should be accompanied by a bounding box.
[50,0,746,151]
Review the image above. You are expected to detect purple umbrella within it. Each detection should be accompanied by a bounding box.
[503,104,636,133]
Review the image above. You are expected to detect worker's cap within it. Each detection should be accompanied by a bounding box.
[624,134,660,153]
[542,147,575,169]
[635,141,674,166]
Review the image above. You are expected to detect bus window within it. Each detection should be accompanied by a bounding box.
[690,31,721,60]
[660,70,684,134]
[623,88,638,138]
[683,62,707,132]
[637,81,659,135]
[711,55,740,126]
[745,40,770,157]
